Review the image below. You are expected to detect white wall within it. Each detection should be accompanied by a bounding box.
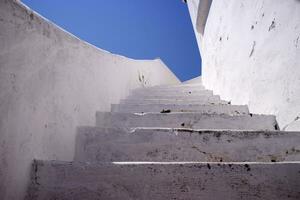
[188,0,300,131]
[0,1,180,199]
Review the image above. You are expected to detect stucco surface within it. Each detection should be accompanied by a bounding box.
[189,0,300,130]
[0,1,179,199]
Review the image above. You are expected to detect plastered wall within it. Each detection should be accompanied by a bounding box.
[188,0,300,131]
[0,1,180,199]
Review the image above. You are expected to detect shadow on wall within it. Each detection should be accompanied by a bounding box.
[196,0,213,35]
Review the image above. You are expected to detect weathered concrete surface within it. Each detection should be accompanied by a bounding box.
[137,82,203,89]
[127,93,214,100]
[129,83,214,100]
[120,95,226,105]
[133,86,205,93]
[131,89,212,96]
[96,112,277,130]
[111,103,249,114]
[75,127,300,162]
[126,95,217,101]
[188,0,300,130]
[26,160,300,200]
[0,1,180,199]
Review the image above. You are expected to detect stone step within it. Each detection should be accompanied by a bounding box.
[132,87,206,94]
[96,112,278,130]
[74,127,300,163]
[134,83,205,91]
[111,103,249,115]
[120,97,228,105]
[149,83,203,87]
[26,160,300,200]
[127,93,215,101]
[131,89,213,96]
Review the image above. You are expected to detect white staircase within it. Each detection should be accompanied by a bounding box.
[26,83,300,200]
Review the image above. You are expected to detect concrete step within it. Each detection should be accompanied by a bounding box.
[131,89,213,96]
[132,87,206,94]
[148,83,203,87]
[134,83,205,91]
[26,160,300,200]
[96,112,278,130]
[127,93,215,101]
[75,127,300,162]
[111,103,249,115]
[120,97,228,105]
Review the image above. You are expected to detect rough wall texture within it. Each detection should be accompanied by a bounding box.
[188,0,300,130]
[0,1,180,199]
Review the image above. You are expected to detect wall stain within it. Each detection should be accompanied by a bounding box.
[274,123,279,130]
[10,73,17,92]
[29,13,34,20]
[244,164,251,171]
[160,109,171,113]
[33,161,40,185]
[249,41,256,57]
[268,19,276,31]
[286,147,300,155]
[295,36,299,48]
[138,71,147,86]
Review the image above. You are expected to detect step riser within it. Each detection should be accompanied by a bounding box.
[133,86,205,92]
[131,90,210,96]
[75,127,300,162]
[134,88,206,93]
[127,94,215,101]
[120,99,228,105]
[27,161,300,200]
[96,112,277,130]
[130,90,214,97]
[122,95,221,103]
[137,84,204,90]
[111,104,249,114]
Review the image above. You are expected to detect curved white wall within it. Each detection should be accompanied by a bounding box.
[0,1,180,199]
[188,0,300,131]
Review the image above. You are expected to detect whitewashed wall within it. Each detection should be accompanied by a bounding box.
[0,1,180,199]
[187,0,300,131]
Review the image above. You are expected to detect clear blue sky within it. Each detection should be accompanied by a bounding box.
[22,0,201,81]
